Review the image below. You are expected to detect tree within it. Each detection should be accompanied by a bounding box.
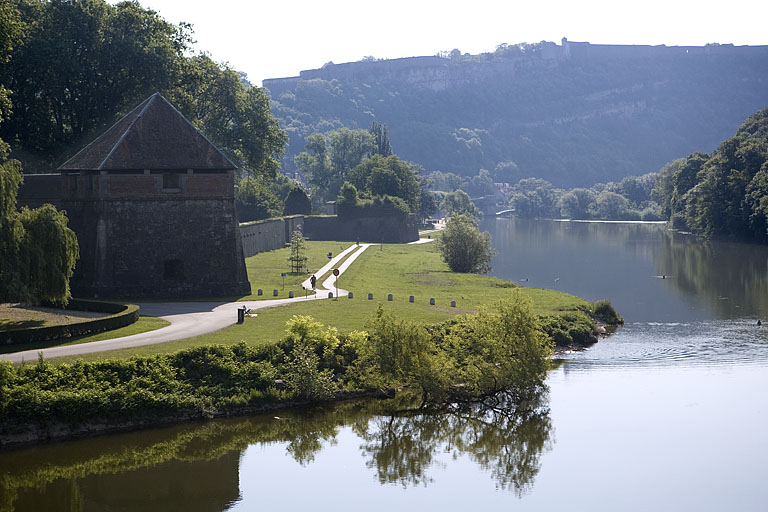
[2,0,285,176]
[283,185,311,215]
[557,188,594,219]
[440,189,480,219]
[348,154,420,211]
[591,190,632,219]
[466,169,496,197]
[436,214,495,273]
[418,188,438,223]
[369,121,392,156]
[0,3,78,305]
[235,176,281,222]
[294,128,373,205]
[287,230,308,273]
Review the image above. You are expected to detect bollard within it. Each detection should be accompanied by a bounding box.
[368,293,373,300]
[451,300,456,307]
[430,298,435,305]
[289,290,294,298]
[388,293,393,301]
[258,289,263,296]
[273,289,278,296]
[348,292,353,299]
[409,295,414,303]
[328,291,334,298]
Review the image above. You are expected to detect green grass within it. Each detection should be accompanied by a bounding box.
[0,304,104,331]
[1,316,170,355]
[240,241,356,300]
[49,241,589,364]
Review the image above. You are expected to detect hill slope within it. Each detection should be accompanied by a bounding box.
[265,41,768,187]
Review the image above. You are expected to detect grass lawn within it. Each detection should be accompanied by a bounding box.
[0,304,106,331]
[50,241,589,364]
[1,316,170,355]
[239,241,358,301]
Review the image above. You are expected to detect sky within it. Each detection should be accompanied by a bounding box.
[118,0,768,86]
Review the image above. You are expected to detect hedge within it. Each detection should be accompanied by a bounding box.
[0,300,140,345]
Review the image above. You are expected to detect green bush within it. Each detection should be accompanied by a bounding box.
[591,300,624,325]
[539,312,596,347]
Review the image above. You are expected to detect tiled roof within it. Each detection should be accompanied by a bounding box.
[58,93,236,171]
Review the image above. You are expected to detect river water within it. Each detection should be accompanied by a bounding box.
[2,219,768,511]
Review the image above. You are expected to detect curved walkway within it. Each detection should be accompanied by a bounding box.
[1,244,371,363]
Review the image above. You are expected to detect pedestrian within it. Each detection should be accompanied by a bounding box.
[310,274,316,289]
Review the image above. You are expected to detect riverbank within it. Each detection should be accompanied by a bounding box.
[0,241,620,448]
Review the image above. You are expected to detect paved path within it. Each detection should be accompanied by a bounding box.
[1,244,372,363]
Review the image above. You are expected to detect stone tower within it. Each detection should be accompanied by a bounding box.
[18,93,251,299]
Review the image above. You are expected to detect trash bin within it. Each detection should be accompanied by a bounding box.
[237,307,245,324]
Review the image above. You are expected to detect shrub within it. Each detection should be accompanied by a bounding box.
[435,213,496,273]
[591,300,624,324]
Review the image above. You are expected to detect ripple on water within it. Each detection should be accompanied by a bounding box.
[556,320,768,370]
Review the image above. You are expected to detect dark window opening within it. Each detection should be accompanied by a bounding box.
[163,173,180,190]
[164,259,184,281]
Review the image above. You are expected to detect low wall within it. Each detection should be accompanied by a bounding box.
[239,214,418,257]
[240,216,305,258]
[304,214,419,244]
[0,300,140,345]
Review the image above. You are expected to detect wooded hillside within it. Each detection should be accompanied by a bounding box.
[266,42,768,187]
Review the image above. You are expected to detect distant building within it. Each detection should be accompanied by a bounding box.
[17,93,251,299]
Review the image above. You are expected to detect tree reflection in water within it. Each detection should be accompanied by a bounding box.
[355,386,553,495]
[1,387,552,511]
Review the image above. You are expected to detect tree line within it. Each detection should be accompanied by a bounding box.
[0,0,288,304]
[652,107,768,242]
[1,0,286,177]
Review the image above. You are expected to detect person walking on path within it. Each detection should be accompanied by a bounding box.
[310,274,317,289]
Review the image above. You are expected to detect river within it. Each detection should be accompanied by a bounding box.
[2,219,767,511]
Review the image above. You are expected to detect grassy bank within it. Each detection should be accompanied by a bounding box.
[240,241,354,301]
[51,242,594,363]
[0,240,622,446]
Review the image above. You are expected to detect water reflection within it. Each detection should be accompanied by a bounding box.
[1,390,552,511]
[484,218,768,322]
[355,390,551,495]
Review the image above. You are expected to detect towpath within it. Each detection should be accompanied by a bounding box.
[1,244,371,363]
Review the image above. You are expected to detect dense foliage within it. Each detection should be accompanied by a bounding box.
[346,154,420,212]
[0,0,285,177]
[0,2,79,305]
[294,127,375,206]
[507,173,660,220]
[653,108,768,241]
[268,46,768,187]
[0,298,554,430]
[435,214,495,273]
[283,185,311,215]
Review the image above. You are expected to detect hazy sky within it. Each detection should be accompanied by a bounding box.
[119,0,767,85]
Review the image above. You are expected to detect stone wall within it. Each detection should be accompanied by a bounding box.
[240,216,304,258]
[17,172,250,299]
[303,214,418,244]
[239,214,419,257]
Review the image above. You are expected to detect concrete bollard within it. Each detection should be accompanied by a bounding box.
[368,293,373,300]
[409,295,414,303]
[289,290,294,298]
[328,291,334,298]
[388,293,393,301]
[430,297,435,305]
[451,300,456,307]
[258,289,263,296]
[348,292,353,299]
